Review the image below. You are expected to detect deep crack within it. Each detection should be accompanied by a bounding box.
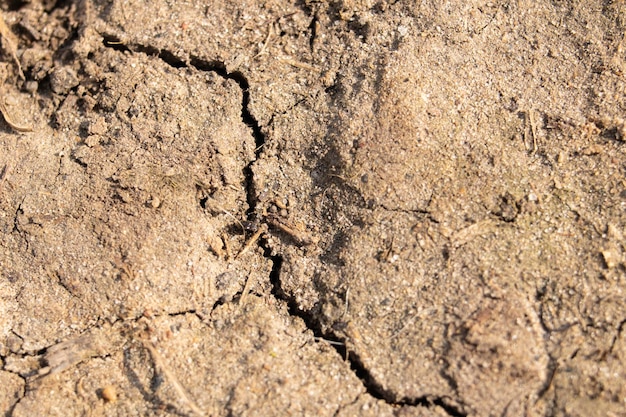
[102,34,263,223]
[266,241,466,416]
[99,35,466,416]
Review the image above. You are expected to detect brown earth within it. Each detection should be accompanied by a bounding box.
[1,1,626,416]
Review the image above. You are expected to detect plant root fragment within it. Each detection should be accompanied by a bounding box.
[0,97,32,132]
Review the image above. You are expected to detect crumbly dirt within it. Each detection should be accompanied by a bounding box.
[1,1,625,416]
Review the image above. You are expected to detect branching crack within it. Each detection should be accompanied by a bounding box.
[98,34,465,417]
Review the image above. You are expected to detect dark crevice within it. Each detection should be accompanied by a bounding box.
[99,35,464,417]
[52,272,81,299]
[309,14,318,51]
[164,309,196,318]
[12,202,23,234]
[4,1,28,11]
[100,35,265,223]
[6,345,48,358]
[4,376,26,417]
[535,357,558,403]
[611,319,626,353]
[379,203,432,217]
[265,239,466,417]
[12,200,30,251]
[68,151,87,168]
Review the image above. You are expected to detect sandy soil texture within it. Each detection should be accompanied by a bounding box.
[1,1,626,416]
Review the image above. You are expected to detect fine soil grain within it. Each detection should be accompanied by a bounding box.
[1,1,625,416]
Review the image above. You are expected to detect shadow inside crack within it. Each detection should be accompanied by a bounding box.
[98,34,467,417]
[264,239,467,417]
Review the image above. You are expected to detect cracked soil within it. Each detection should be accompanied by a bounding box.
[1,0,626,416]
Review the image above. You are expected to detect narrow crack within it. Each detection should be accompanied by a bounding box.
[99,35,466,416]
[266,246,466,416]
[610,319,626,354]
[102,34,263,223]
[4,374,27,417]
[12,201,23,234]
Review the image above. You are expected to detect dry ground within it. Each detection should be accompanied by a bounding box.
[1,1,626,416]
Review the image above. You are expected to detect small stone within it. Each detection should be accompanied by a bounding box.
[85,135,101,147]
[24,80,38,94]
[49,66,79,95]
[89,116,108,135]
[149,196,161,208]
[100,385,117,403]
[602,250,618,269]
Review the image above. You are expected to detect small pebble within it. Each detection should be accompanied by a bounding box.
[100,385,117,403]
[49,66,79,95]
[24,80,38,94]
